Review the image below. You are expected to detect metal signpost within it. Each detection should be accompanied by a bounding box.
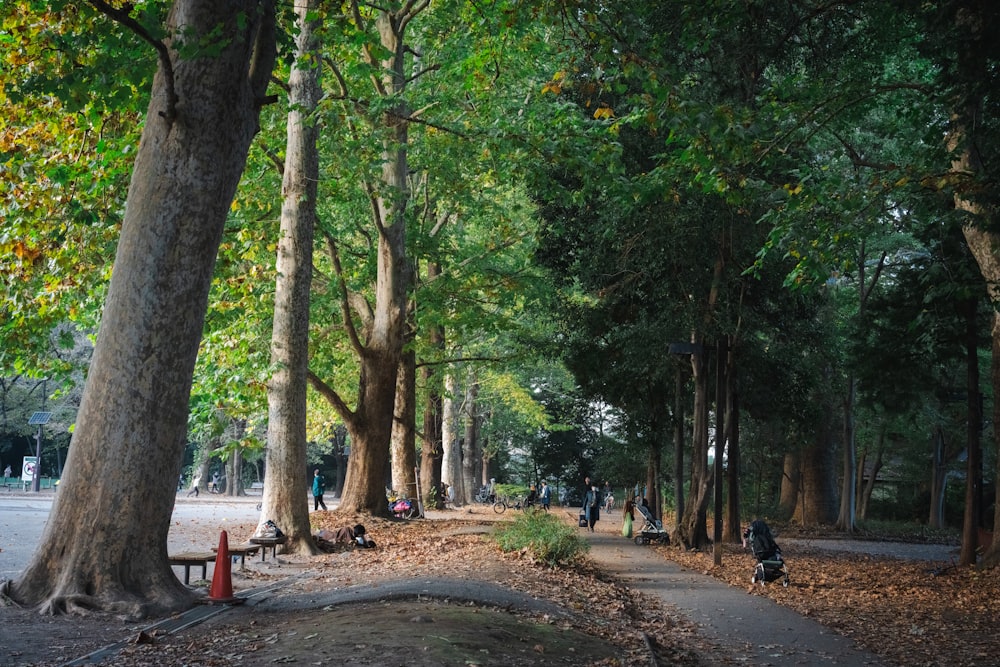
[28,412,51,493]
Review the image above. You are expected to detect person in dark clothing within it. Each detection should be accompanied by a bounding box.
[312,468,328,511]
[583,484,601,532]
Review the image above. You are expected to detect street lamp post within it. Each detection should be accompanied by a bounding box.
[28,411,52,493]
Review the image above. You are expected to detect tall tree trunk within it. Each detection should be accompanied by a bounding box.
[418,287,444,507]
[6,0,276,615]
[673,364,686,533]
[778,447,799,520]
[986,316,1000,567]
[835,375,857,532]
[928,426,948,529]
[645,436,661,522]
[442,368,463,503]
[461,379,480,503]
[796,389,840,526]
[945,1,1000,566]
[857,426,884,522]
[725,375,741,542]
[308,2,421,515]
[391,345,418,500]
[263,0,319,555]
[960,297,982,566]
[680,347,711,548]
[419,359,444,509]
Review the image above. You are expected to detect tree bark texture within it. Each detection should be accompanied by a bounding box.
[7,0,276,616]
[462,379,480,503]
[795,391,840,526]
[264,0,320,555]
[419,357,444,508]
[391,346,418,499]
[441,369,461,498]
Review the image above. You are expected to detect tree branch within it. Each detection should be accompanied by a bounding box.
[87,0,177,124]
[307,370,355,425]
[323,231,369,358]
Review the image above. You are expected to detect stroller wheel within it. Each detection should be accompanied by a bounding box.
[782,576,790,588]
[750,573,757,584]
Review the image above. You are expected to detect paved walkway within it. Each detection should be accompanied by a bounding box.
[584,532,888,666]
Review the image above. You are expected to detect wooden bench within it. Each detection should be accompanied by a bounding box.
[248,482,264,493]
[213,543,261,569]
[249,535,287,561]
[169,551,217,585]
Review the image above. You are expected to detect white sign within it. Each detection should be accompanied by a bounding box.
[22,456,38,483]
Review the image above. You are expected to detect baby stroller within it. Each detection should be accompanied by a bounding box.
[633,503,670,545]
[743,519,789,587]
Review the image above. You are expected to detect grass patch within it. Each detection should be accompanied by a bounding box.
[492,510,590,567]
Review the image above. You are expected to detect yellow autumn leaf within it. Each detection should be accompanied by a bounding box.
[593,106,614,120]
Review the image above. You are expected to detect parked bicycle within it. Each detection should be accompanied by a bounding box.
[492,495,537,514]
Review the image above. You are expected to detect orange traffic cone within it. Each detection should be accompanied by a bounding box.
[205,530,241,604]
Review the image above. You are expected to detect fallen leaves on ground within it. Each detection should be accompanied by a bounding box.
[660,537,1000,667]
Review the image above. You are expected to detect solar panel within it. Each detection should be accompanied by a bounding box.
[28,412,52,425]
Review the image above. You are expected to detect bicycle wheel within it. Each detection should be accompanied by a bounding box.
[492,500,507,514]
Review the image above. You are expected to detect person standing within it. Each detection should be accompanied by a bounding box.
[622,498,635,538]
[312,468,328,511]
[210,471,220,493]
[584,484,601,532]
[539,480,551,511]
[3,464,11,482]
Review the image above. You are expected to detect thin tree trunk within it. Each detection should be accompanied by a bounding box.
[461,379,480,503]
[725,378,741,543]
[960,297,981,566]
[418,285,444,507]
[442,369,463,504]
[680,346,711,548]
[673,364,685,533]
[6,0,276,615]
[264,0,319,555]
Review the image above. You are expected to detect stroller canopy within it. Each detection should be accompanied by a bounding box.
[745,519,780,561]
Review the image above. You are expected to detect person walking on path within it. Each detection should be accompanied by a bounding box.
[583,484,601,532]
[187,472,201,497]
[312,468,328,511]
[539,480,551,511]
